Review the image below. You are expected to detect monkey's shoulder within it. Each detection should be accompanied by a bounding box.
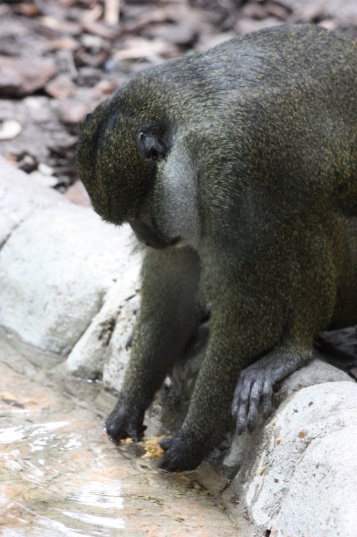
[129,25,356,112]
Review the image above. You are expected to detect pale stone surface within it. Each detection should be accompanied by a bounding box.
[0,157,135,354]
[223,360,353,473]
[0,207,133,354]
[277,357,352,396]
[1,156,357,537]
[0,156,64,245]
[67,274,141,390]
[276,425,357,537]
[102,293,140,392]
[226,376,357,537]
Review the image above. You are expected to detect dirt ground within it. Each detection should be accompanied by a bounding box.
[0,0,356,205]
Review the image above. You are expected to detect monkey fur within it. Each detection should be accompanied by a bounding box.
[77,25,357,472]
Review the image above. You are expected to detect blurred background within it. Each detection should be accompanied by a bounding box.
[0,0,356,206]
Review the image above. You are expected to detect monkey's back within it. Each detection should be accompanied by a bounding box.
[146,24,357,216]
[80,24,357,221]
[148,24,356,113]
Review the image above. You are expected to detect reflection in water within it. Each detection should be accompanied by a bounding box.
[0,422,70,445]
[68,481,124,509]
[0,335,236,537]
[62,511,125,529]
[0,418,125,537]
[0,427,26,443]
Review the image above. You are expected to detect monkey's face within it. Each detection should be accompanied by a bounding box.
[77,99,159,227]
[78,89,200,250]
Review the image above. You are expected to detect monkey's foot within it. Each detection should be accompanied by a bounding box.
[105,397,146,443]
[232,350,309,435]
[158,432,204,472]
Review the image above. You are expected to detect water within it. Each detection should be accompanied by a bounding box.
[0,330,237,537]
[0,419,125,537]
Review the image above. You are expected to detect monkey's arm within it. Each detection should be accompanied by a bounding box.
[106,246,202,443]
[232,345,312,435]
[232,328,357,435]
[159,277,287,472]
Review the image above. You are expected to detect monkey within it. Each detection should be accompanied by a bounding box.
[315,327,357,379]
[77,24,357,472]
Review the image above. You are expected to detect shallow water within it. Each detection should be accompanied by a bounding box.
[0,330,237,537]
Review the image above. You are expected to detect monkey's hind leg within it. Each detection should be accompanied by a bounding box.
[232,345,312,435]
[315,326,357,381]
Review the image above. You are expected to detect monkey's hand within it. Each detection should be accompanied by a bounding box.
[232,348,310,435]
[105,396,147,443]
[158,432,205,472]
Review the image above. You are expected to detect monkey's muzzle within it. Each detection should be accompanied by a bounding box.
[129,219,179,249]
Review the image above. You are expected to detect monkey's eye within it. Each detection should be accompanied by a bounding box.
[146,147,159,161]
[137,131,167,162]
[85,113,93,122]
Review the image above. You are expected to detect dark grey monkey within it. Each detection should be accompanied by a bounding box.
[77,25,357,472]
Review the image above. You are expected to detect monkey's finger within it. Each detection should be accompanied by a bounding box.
[158,443,184,472]
[239,375,256,407]
[235,405,248,435]
[106,428,128,444]
[231,386,240,418]
[235,387,254,435]
[160,437,174,451]
[231,382,242,418]
[159,438,204,473]
[127,423,147,442]
[125,329,134,350]
[232,372,252,412]
[246,380,264,432]
[246,407,259,432]
[105,420,123,443]
[262,381,273,418]
[234,376,256,434]
[158,455,174,473]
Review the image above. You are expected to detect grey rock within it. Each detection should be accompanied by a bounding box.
[101,292,140,392]
[0,156,63,246]
[226,371,357,537]
[0,157,135,354]
[1,156,356,537]
[67,269,141,387]
[30,170,58,188]
[278,356,352,396]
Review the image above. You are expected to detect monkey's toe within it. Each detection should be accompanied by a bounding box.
[105,397,146,443]
[158,433,204,472]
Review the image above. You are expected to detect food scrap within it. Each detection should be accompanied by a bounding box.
[141,436,168,459]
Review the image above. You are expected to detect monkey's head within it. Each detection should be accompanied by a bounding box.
[78,89,168,218]
[78,83,200,250]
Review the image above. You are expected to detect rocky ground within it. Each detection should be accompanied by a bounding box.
[1,158,357,537]
[1,1,357,536]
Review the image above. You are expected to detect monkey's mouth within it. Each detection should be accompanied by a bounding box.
[128,219,179,249]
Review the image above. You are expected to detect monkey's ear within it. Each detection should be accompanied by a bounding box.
[137,131,168,162]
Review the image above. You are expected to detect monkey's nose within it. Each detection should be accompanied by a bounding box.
[128,219,178,249]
